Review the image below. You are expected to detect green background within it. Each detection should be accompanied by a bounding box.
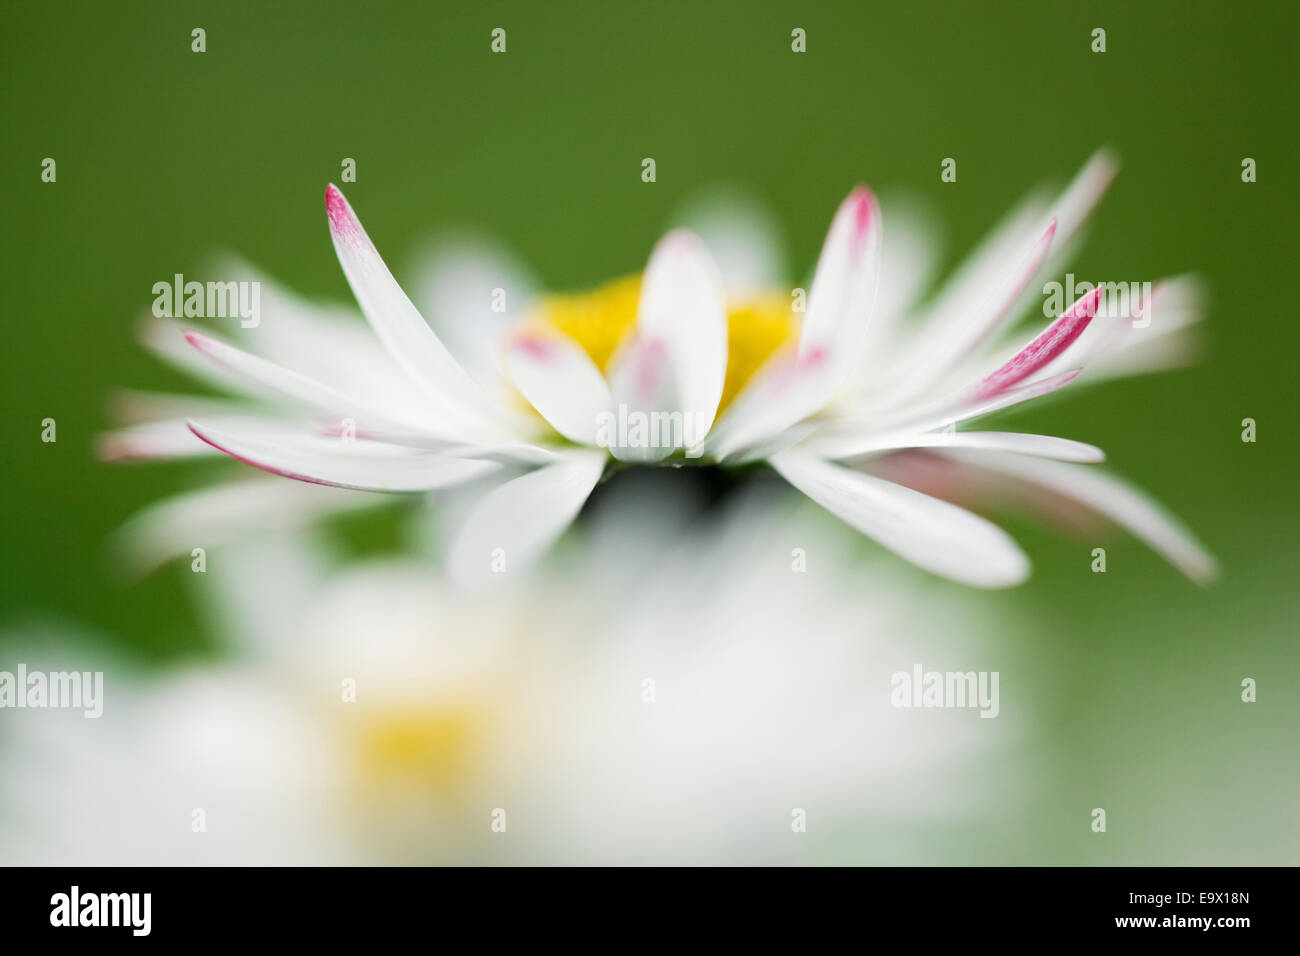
[2,0,1295,863]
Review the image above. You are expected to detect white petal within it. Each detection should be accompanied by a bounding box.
[725,421,820,465]
[443,443,562,466]
[981,149,1121,351]
[770,452,1030,588]
[98,417,237,461]
[101,391,258,460]
[914,190,1051,335]
[210,257,452,421]
[885,368,1084,436]
[1065,276,1206,383]
[140,317,258,397]
[184,328,503,445]
[1046,148,1120,250]
[812,429,1104,464]
[324,185,504,431]
[853,197,941,366]
[113,478,380,576]
[887,218,1057,400]
[350,430,562,466]
[943,451,1217,582]
[701,352,829,461]
[448,450,606,587]
[188,418,500,492]
[630,229,728,436]
[884,151,1119,401]
[800,187,882,381]
[706,188,881,460]
[183,330,397,427]
[505,331,612,445]
[605,337,677,463]
[201,255,502,439]
[1082,332,1200,382]
[812,368,1084,461]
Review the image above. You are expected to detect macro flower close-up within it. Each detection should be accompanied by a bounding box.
[108,152,1212,589]
[2,0,1295,917]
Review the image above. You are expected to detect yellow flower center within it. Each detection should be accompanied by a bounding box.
[536,274,799,413]
[345,698,495,860]
[357,701,484,786]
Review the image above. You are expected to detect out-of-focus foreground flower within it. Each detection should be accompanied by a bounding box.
[103,151,1214,588]
[0,479,1022,865]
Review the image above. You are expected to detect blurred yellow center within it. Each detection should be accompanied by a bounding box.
[538,274,798,413]
[358,702,482,785]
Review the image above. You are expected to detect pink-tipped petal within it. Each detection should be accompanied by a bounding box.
[324,185,503,431]
[188,418,499,492]
[799,186,881,361]
[890,218,1057,400]
[884,151,1118,402]
[632,338,668,403]
[139,316,254,396]
[971,287,1102,400]
[324,183,353,235]
[709,187,882,460]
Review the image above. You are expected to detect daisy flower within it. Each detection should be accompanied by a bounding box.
[106,151,1213,587]
[2,481,1021,865]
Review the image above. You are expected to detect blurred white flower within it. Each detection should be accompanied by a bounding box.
[105,151,1213,587]
[1,480,1025,865]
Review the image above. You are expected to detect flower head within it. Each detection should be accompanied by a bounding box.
[107,152,1214,587]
